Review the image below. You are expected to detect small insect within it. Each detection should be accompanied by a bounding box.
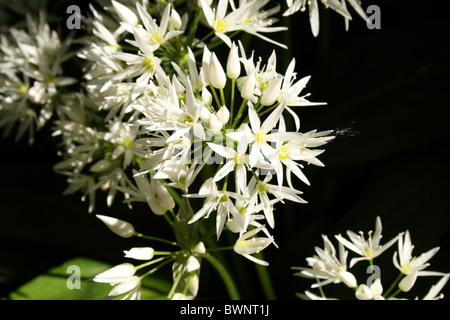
[335,121,359,137]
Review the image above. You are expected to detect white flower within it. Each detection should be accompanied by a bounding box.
[128,170,175,215]
[134,3,183,49]
[206,132,248,194]
[278,58,327,130]
[231,0,288,49]
[271,117,332,189]
[393,230,443,292]
[248,173,307,229]
[94,263,141,300]
[108,276,141,300]
[233,224,275,266]
[293,234,357,289]
[355,279,384,300]
[96,214,136,238]
[187,178,243,239]
[247,102,285,168]
[199,0,249,47]
[335,216,402,267]
[393,230,440,276]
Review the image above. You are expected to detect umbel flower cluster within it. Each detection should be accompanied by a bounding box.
[3,0,445,301]
[293,216,450,300]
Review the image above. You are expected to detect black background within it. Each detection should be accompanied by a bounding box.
[0,0,449,301]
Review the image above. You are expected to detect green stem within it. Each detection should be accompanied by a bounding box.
[165,185,182,206]
[204,252,241,300]
[231,99,248,128]
[187,8,203,47]
[207,246,234,252]
[229,78,236,126]
[254,252,277,300]
[134,232,179,247]
[383,272,404,298]
[167,262,186,299]
[386,288,403,300]
[257,102,280,118]
[139,256,175,278]
[135,256,169,271]
[210,85,221,110]
[219,88,226,107]
[192,30,215,48]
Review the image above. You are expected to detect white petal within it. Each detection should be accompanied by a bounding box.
[93,263,135,283]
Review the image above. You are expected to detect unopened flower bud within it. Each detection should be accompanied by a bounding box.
[193,242,206,254]
[227,42,240,79]
[355,284,373,300]
[186,256,201,272]
[90,159,113,172]
[96,214,135,238]
[189,274,199,297]
[241,73,256,100]
[93,263,136,283]
[202,47,212,85]
[371,279,383,296]
[201,87,212,106]
[200,107,211,125]
[170,8,182,30]
[216,106,230,125]
[209,113,223,132]
[399,272,418,292]
[112,0,138,26]
[209,52,226,89]
[150,183,175,215]
[124,247,155,260]
[339,271,357,288]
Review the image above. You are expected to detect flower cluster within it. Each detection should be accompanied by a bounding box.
[0,11,75,144]
[4,0,442,302]
[70,0,334,299]
[2,0,341,300]
[293,216,449,300]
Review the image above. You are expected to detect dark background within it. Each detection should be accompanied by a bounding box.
[0,0,449,300]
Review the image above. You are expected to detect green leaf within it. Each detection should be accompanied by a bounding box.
[3,257,171,300]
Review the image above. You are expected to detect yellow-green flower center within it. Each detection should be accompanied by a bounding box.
[234,154,245,165]
[258,184,268,194]
[260,81,269,91]
[279,146,289,160]
[255,132,267,144]
[143,57,155,71]
[215,20,226,32]
[18,84,28,96]
[44,74,54,84]
[151,32,162,44]
[123,138,134,149]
